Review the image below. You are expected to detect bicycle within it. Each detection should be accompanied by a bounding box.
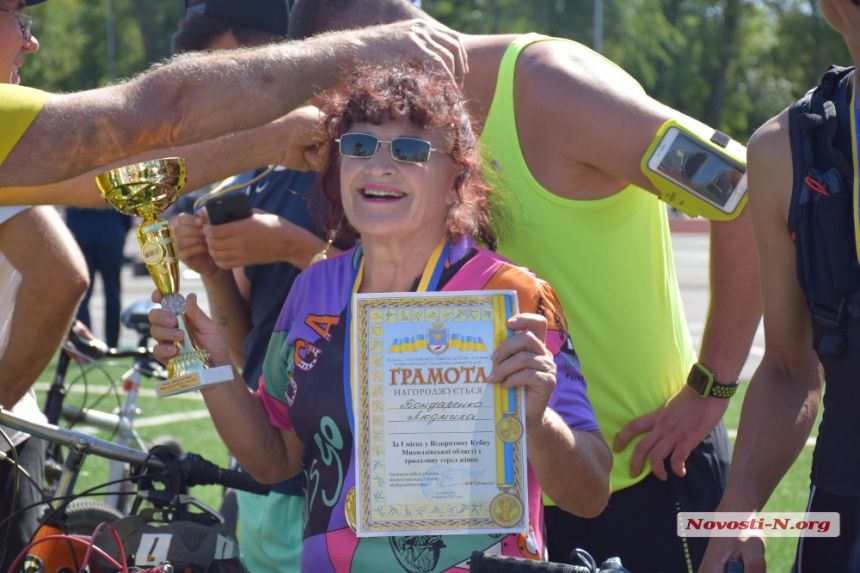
[0,407,268,573]
[42,300,181,514]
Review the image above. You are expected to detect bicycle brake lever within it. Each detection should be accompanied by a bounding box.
[176,494,226,524]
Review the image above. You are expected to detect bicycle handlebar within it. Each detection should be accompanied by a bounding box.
[0,408,161,469]
[65,326,150,361]
[180,453,270,495]
[0,408,269,495]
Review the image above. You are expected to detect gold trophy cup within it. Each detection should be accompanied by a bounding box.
[95,158,232,397]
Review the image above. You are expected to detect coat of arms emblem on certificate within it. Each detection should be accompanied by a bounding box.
[351,290,528,537]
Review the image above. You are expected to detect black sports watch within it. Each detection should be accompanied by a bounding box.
[686,362,739,399]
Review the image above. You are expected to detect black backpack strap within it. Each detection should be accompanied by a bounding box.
[788,65,857,357]
[788,66,854,236]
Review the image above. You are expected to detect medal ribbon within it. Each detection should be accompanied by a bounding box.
[342,238,450,434]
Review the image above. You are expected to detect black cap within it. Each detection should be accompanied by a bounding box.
[25,0,48,5]
[186,0,288,37]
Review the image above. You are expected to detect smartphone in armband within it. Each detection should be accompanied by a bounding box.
[643,121,748,221]
[205,193,252,225]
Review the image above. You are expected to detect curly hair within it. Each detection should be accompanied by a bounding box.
[318,60,498,249]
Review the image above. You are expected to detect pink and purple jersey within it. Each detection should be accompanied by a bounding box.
[258,239,598,573]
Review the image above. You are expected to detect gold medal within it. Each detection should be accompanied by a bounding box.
[344,486,357,532]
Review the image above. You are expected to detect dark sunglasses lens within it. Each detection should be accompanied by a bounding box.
[340,134,379,158]
[391,138,431,163]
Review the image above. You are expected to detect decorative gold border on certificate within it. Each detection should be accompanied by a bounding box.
[354,293,527,534]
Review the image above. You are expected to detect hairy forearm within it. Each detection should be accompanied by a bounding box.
[700,209,762,382]
[200,370,300,483]
[2,35,356,185]
[0,117,293,207]
[200,271,252,369]
[719,359,821,511]
[527,411,611,517]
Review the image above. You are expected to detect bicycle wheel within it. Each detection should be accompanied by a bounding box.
[63,498,126,536]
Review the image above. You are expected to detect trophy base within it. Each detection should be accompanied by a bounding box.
[155,365,234,398]
[167,348,211,379]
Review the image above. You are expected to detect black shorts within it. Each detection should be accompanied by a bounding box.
[793,485,859,572]
[545,422,730,573]
[0,437,46,573]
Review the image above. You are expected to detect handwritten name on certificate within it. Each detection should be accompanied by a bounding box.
[352,291,528,537]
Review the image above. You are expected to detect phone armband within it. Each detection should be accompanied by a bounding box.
[641,119,748,221]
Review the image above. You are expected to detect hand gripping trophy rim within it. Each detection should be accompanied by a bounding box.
[95,158,233,396]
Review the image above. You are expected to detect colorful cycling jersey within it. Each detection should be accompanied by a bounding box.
[258,237,598,573]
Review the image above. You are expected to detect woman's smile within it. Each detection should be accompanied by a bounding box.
[360,183,406,202]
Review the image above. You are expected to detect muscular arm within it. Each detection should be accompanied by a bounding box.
[0,21,465,186]
[0,207,88,407]
[701,210,762,385]
[516,43,760,478]
[699,111,822,573]
[0,106,325,207]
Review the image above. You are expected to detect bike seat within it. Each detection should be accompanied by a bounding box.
[121,300,159,333]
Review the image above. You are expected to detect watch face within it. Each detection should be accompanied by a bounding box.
[689,368,711,395]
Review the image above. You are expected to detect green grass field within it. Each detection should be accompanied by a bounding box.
[33,357,818,571]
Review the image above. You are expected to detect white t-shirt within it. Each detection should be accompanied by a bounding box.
[0,205,48,453]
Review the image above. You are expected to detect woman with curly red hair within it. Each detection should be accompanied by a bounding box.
[149,61,611,572]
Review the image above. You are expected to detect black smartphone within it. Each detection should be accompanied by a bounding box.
[205,193,252,225]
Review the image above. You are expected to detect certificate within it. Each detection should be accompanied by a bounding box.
[352,290,528,536]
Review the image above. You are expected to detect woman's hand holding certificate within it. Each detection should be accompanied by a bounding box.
[489,313,557,430]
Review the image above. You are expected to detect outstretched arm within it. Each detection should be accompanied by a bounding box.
[0,207,88,407]
[0,20,465,186]
[0,106,324,207]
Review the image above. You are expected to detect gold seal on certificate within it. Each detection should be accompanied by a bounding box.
[344,487,358,532]
[497,417,523,443]
[490,492,524,527]
[352,290,529,537]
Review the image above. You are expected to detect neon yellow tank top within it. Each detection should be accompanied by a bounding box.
[480,34,694,492]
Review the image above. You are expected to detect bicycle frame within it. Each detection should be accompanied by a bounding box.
[0,408,261,572]
[43,327,168,512]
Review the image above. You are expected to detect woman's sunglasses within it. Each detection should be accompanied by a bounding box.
[336,133,447,164]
